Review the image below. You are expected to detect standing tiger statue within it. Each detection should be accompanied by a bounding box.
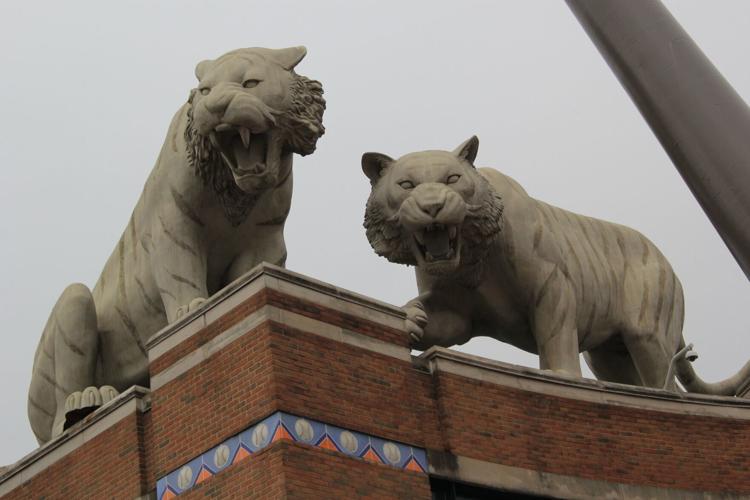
[28,46,325,443]
[362,136,750,394]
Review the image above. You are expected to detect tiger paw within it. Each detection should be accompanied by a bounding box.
[403,299,428,347]
[63,385,119,430]
[175,297,208,319]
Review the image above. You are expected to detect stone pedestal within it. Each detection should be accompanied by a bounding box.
[2,264,749,499]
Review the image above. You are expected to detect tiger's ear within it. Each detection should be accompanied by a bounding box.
[362,153,394,182]
[274,46,307,71]
[195,59,214,81]
[453,135,479,166]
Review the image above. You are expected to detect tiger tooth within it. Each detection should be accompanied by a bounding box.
[239,127,251,148]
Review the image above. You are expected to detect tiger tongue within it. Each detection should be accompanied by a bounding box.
[422,228,451,258]
[232,134,266,173]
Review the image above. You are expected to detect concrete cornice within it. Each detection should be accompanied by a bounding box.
[146,262,405,355]
[420,347,750,420]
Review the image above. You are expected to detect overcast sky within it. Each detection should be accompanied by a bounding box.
[1,0,749,465]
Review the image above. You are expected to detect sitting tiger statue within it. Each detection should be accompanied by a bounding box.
[362,136,750,394]
[28,46,325,443]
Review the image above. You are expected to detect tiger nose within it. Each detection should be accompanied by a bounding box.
[415,188,447,218]
[202,83,233,114]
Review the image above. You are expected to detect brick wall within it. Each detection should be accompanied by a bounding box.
[3,265,749,499]
[433,370,750,494]
[3,412,146,499]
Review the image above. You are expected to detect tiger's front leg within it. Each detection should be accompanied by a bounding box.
[225,226,288,283]
[408,290,473,351]
[532,264,581,376]
[150,215,209,323]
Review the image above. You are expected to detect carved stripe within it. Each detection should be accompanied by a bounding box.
[130,214,137,258]
[159,215,199,257]
[115,306,148,357]
[135,276,163,314]
[595,219,611,260]
[582,302,597,345]
[28,396,55,419]
[167,271,202,293]
[537,205,569,276]
[118,239,127,304]
[571,214,602,289]
[640,235,651,266]
[562,232,586,305]
[170,186,205,227]
[535,266,557,308]
[580,217,612,317]
[54,316,85,357]
[140,232,153,255]
[638,280,651,328]
[615,228,629,278]
[171,123,179,153]
[532,220,543,251]
[38,369,72,395]
[42,345,53,361]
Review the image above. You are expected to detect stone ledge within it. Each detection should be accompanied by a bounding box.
[0,385,150,497]
[419,347,750,420]
[146,262,406,360]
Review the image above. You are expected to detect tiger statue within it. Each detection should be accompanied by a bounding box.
[362,136,750,394]
[28,46,325,443]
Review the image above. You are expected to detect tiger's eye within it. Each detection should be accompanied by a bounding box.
[242,79,261,88]
[446,174,461,184]
[399,180,415,190]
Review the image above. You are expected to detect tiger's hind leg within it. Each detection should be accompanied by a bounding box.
[621,327,674,389]
[583,335,643,386]
[28,283,112,442]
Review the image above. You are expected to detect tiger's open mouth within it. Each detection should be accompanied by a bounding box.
[411,224,461,269]
[209,124,283,185]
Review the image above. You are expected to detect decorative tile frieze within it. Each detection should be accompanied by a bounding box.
[156,412,428,499]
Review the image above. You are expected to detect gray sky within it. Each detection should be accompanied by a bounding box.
[1,0,749,465]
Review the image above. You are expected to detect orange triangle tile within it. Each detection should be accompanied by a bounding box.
[161,488,177,500]
[404,457,425,473]
[195,466,213,485]
[361,447,382,464]
[317,435,338,452]
[233,445,251,464]
[271,424,293,443]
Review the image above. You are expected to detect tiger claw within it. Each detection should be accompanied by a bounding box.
[404,299,428,347]
[63,385,119,430]
[175,297,208,319]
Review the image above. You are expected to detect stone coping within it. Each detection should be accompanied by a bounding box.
[0,385,151,496]
[419,347,750,419]
[146,262,406,354]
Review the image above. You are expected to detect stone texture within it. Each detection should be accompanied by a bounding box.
[27,47,325,444]
[362,136,750,395]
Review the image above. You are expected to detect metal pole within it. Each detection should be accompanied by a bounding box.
[566,0,750,280]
